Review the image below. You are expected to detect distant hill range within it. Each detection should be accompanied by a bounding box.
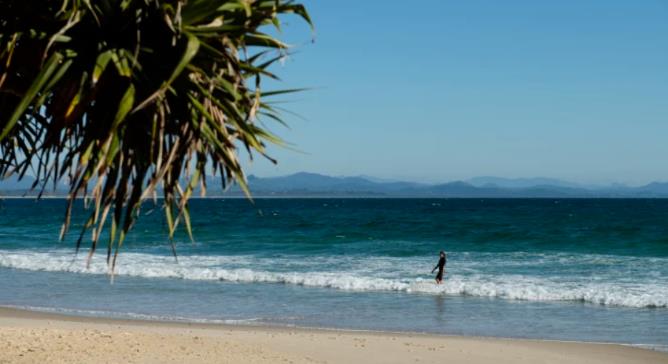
[3,172,668,198]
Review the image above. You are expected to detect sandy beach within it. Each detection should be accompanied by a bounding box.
[0,307,665,364]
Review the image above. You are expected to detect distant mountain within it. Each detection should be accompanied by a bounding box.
[467,176,592,189]
[355,175,405,184]
[633,182,668,197]
[3,172,668,198]
[0,175,67,196]
[0,175,36,190]
[233,172,424,196]
[0,175,37,196]
[211,173,668,198]
[248,172,377,191]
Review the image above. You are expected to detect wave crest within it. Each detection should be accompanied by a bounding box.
[1,250,666,308]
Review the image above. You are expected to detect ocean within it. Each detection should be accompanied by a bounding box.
[1,198,667,349]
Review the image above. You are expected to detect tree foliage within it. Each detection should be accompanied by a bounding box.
[0,0,311,271]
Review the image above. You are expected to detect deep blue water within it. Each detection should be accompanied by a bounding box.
[0,198,667,348]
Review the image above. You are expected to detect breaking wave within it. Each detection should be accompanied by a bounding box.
[1,249,666,308]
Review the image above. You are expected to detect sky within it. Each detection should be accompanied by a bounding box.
[244,0,668,186]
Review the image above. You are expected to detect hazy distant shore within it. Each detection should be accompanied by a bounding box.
[4,172,668,198]
[4,195,668,200]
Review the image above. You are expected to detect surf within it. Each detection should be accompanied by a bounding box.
[1,249,666,308]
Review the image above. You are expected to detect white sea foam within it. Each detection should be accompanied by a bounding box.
[1,249,667,308]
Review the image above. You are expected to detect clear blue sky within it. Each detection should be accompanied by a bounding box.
[246,0,668,186]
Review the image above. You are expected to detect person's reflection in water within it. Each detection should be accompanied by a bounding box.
[434,294,446,324]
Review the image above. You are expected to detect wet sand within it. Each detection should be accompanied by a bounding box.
[0,307,666,364]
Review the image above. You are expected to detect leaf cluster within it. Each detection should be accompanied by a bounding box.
[0,0,311,272]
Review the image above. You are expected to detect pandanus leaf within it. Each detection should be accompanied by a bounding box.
[0,0,312,275]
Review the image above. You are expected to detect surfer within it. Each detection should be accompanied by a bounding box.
[431,251,447,284]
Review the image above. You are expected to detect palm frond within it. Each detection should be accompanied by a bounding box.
[0,0,312,275]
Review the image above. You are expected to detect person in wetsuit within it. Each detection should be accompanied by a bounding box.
[431,250,447,284]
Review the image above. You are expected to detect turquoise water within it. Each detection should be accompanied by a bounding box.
[1,198,667,348]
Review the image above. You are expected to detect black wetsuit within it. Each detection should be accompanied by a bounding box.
[434,256,446,281]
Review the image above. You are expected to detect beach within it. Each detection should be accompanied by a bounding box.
[1,0,666,361]
[2,198,668,361]
[1,307,666,364]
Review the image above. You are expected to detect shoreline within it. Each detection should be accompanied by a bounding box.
[0,305,663,349]
[1,306,667,364]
